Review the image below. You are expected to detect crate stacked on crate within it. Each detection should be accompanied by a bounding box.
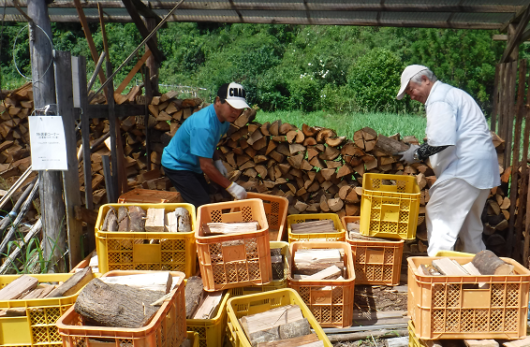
[287,241,355,328]
[340,172,419,286]
[407,251,530,347]
[287,213,346,242]
[195,199,273,291]
[95,202,196,277]
[57,270,187,347]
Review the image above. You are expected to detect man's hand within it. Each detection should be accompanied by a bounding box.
[399,144,420,165]
[214,160,228,177]
[226,182,247,200]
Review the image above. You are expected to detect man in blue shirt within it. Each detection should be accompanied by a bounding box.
[162,82,249,208]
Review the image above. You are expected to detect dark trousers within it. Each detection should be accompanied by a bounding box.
[163,167,212,209]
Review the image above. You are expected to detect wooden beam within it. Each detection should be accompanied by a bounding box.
[509,59,526,259]
[73,0,107,99]
[115,50,152,95]
[28,0,67,273]
[121,0,165,63]
[501,4,530,32]
[501,5,530,63]
[493,34,508,41]
[54,50,84,270]
[98,2,111,63]
[131,0,163,23]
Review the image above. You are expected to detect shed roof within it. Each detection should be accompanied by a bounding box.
[1,0,528,30]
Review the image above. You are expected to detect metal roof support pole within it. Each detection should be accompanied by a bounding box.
[28,0,67,272]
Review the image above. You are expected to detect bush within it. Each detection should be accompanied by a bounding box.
[347,48,403,112]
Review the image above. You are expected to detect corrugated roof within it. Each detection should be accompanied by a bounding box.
[1,0,528,29]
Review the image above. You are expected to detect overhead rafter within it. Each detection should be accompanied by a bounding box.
[500,4,530,63]
[121,0,165,63]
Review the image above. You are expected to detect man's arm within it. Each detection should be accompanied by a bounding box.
[199,157,231,188]
[416,143,450,161]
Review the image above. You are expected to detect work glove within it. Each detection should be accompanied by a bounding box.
[214,160,228,177]
[226,182,247,200]
[399,144,421,165]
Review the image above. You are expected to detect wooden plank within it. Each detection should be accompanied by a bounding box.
[0,275,38,300]
[503,336,530,347]
[47,267,93,297]
[73,0,107,99]
[465,340,499,347]
[115,50,152,95]
[510,59,526,259]
[99,272,172,293]
[54,51,84,269]
[74,56,94,211]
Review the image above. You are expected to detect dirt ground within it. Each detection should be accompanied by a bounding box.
[353,285,408,312]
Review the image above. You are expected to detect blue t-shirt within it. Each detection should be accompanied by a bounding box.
[161,104,230,173]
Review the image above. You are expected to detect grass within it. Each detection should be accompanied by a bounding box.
[255,110,427,142]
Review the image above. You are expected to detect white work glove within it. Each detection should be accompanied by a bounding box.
[226,182,247,200]
[214,160,228,177]
[399,144,421,165]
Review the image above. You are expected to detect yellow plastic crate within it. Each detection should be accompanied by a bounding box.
[0,273,97,347]
[226,289,332,347]
[435,250,474,257]
[230,241,289,296]
[187,331,200,347]
[95,203,196,277]
[187,291,230,347]
[288,213,346,242]
[408,320,428,347]
[360,173,420,240]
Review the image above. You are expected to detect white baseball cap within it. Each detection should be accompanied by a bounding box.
[219,82,250,109]
[396,65,429,100]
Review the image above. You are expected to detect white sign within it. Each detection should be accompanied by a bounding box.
[29,116,68,170]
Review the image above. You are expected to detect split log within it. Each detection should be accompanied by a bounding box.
[74,278,163,328]
[99,272,172,293]
[129,206,146,231]
[471,250,514,275]
[145,208,165,232]
[102,206,118,231]
[47,267,93,298]
[185,276,204,318]
[375,134,409,155]
[0,275,38,300]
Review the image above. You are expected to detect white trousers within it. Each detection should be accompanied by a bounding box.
[426,178,490,256]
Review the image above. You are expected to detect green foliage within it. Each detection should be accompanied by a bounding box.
[347,48,403,112]
[0,22,503,115]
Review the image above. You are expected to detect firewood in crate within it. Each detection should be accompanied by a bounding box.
[471,250,514,275]
[99,272,172,293]
[185,276,204,318]
[239,305,311,347]
[271,249,284,281]
[101,206,118,231]
[202,221,259,236]
[145,208,165,232]
[74,278,165,328]
[0,275,39,300]
[290,219,336,234]
[47,267,93,298]
[117,206,129,231]
[129,206,146,231]
[175,207,191,232]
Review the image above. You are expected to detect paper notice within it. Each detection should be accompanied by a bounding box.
[29,116,68,170]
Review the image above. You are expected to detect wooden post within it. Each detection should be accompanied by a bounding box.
[143,67,152,170]
[105,61,119,202]
[54,50,83,269]
[145,17,159,94]
[503,61,517,170]
[490,64,500,133]
[509,59,525,259]
[520,71,530,267]
[28,0,67,273]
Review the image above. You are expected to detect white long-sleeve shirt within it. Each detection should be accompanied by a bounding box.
[425,81,500,189]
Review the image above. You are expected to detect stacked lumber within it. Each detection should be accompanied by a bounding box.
[0,268,92,317]
[292,248,346,280]
[0,83,38,220]
[78,90,208,209]
[239,304,321,347]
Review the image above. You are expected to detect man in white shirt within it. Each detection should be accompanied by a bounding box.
[396,65,500,256]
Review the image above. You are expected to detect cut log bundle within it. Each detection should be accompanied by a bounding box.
[423,250,514,277]
[100,206,191,234]
[239,305,318,347]
[292,249,346,279]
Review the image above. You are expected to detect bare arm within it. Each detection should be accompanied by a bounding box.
[199,157,231,188]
